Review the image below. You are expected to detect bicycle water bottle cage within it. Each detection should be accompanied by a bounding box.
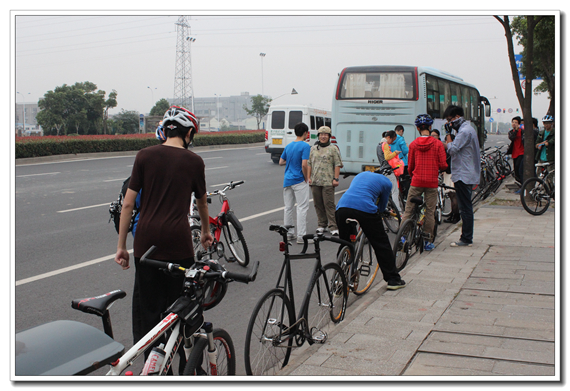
[410,197,424,206]
[71,290,127,317]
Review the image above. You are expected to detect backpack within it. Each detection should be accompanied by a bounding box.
[109,176,139,234]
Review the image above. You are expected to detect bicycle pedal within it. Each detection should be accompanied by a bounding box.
[359,265,371,277]
[310,328,327,344]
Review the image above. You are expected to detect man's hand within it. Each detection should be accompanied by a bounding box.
[115,248,130,270]
[201,231,214,249]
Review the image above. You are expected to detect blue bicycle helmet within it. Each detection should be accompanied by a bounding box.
[415,114,434,127]
[155,121,166,142]
[542,115,554,123]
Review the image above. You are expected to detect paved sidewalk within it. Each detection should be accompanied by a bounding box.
[278,178,557,379]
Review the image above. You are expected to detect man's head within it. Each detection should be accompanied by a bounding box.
[162,106,199,148]
[443,105,464,123]
[414,114,433,133]
[317,126,331,143]
[542,115,554,131]
[395,124,405,137]
[294,122,309,137]
[511,116,522,129]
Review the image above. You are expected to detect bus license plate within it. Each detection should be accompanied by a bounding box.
[272,139,282,145]
[363,165,379,172]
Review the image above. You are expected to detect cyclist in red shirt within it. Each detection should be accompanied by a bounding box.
[399,114,448,251]
[508,116,524,188]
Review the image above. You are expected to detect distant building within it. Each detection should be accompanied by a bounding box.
[15,102,41,136]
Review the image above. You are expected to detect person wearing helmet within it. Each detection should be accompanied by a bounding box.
[155,120,166,142]
[115,105,213,355]
[443,105,480,247]
[535,115,555,171]
[307,126,343,235]
[399,114,447,251]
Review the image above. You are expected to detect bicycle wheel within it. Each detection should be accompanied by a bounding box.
[352,235,380,296]
[183,328,236,375]
[190,225,206,260]
[244,289,295,376]
[336,245,356,292]
[382,197,401,233]
[393,219,414,272]
[223,221,250,266]
[441,190,453,217]
[304,263,347,344]
[521,177,551,216]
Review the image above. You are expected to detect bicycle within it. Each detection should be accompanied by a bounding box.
[335,218,380,296]
[435,173,453,225]
[15,246,259,376]
[520,162,555,216]
[243,225,348,376]
[392,196,436,272]
[189,180,250,266]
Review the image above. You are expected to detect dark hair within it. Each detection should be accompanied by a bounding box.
[431,129,440,136]
[512,116,522,124]
[417,124,431,132]
[395,125,404,132]
[294,122,308,137]
[382,131,388,138]
[163,120,191,139]
[385,130,397,139]
[443,105,464,119]
[532,117,538,127]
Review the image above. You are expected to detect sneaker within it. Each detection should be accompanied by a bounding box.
[316,227,325,234]
[330,230,339,236]
[386,279,406,290]
[424,241,435,251]
[450,240,472,247]
[297,237,314,244]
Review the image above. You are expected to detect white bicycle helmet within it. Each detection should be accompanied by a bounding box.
[163,105,199,132]
[542,115,554,123]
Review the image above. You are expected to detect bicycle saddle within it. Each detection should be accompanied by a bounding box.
[72,289,127,317]
[409,196,424,206]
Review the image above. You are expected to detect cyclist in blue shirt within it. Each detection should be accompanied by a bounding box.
[280,123,311,244]
[336,171,406,290]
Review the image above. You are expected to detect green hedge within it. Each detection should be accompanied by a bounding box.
[15,132,264,159]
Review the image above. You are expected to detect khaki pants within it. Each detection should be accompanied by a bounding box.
[311,185,337,231]
[401,186,438,242]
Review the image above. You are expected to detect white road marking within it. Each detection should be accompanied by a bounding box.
[57,202,111,213]
[19,189,348,284]
[16,172,60,178]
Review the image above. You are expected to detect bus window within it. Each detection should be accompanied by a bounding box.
[426,75,439,118]
[339,71,416,100]
[272,111,285,129]
[289,111,303,129]
[470,89,480,121]
[462,87,471,120]
[440,80,451,112]
[310,115,316,130]
[325,117,331,128]
[316,116,324,129]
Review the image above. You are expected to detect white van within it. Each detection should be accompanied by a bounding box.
[264,105,333,164]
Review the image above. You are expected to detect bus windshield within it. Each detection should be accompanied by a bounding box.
[338,71,416,100]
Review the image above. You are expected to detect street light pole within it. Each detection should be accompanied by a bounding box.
[214,94,221,131]
[147,86,156,109]
[259,53,266,96]
[269,88,298,106]
[188,37,196,113]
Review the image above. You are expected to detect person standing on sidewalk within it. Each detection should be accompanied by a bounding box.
[336,171,406,290]
[391,125,411,202]
[280,122,311,244]
[400,114,447,251]
[443,105,480,247]
[507,116,524,189]
[307,126,343,236]
[535,115,555,171]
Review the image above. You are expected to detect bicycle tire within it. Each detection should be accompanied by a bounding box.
[382,197,401,233]
[441,190,453,217]
[521,177,551,216]
[244,288,295,376]
[190,225,207,261]
[352,235,380,296]
[223,221,250,266]
[336,245,356,292]
[304,263,347,344]
[393,219,414,272]
[183,328,236,375]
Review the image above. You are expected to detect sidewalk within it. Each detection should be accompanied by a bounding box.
[278,178,557,378]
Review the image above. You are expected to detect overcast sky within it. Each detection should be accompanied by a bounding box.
[13,9,560,123]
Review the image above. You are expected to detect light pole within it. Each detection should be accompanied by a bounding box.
[187,37,196,113]
[269,88,298,106]
[147,86,156,109]
[259,53,266,96]
[17,91,30,133]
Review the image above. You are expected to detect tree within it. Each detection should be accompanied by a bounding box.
[150,98,171,116]
[494,15,548,183]
[103,90,118,134]
[243,94,271,130]
[36,82,117,135]
[111,110,140,134]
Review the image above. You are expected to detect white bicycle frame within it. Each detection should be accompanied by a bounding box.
[105,312,217,376]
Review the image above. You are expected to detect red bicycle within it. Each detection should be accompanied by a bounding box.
[189,180,250,266]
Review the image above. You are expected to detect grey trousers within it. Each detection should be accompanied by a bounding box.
[311,185,337,231]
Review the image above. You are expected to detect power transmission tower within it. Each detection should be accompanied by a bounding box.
[173,16,194,111]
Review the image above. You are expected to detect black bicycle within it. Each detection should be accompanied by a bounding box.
[244,225,348,376]
[521,162,555,215]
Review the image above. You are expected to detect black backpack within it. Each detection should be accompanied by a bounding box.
[109,176,139,234]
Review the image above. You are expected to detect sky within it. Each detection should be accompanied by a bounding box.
[12,9,560,123]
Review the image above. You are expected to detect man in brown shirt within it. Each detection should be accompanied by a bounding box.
[115,106,213,346]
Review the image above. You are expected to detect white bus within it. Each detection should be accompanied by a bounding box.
[332,65,491,175]
[264,105,332,164]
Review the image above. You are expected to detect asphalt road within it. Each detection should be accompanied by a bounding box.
[14,133,508,376]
